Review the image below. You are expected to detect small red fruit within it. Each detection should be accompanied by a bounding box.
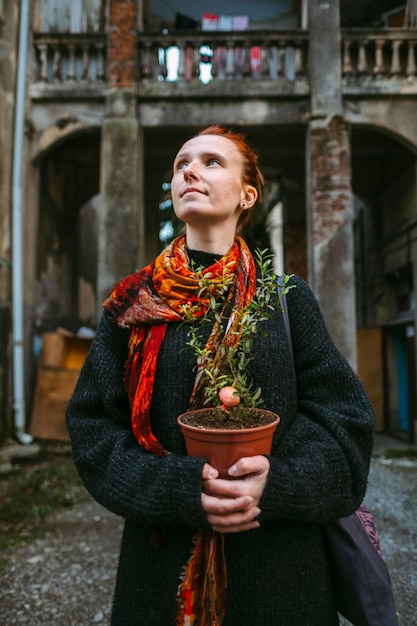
[219,386,241,407]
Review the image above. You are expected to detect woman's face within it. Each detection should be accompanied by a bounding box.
[170,134,256,230]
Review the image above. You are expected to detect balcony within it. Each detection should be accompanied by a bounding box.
[31,32,106,99]
[136,30,309,99]
[30,28,417,101]
[341,29,417,95]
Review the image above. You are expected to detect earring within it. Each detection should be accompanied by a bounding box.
[241,202,246,208]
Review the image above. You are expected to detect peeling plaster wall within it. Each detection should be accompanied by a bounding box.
[0,1,17,293]
[33,0,107,32]
[308,116,356,362]
[78,194,99,327]
[0,0,18,438]
[345,98,417,156]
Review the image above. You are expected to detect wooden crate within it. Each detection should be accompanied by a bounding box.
[39,331,91,369]
[30,331,92,441]
[30,368,81,442]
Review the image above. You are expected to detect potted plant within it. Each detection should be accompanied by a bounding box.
[177,250,293,477]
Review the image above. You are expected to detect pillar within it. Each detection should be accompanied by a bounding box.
[97,0,145,308]
[306,0,357,366]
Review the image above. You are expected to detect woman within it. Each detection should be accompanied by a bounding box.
[65,125,375,625]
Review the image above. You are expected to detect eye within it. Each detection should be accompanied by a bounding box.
[207,158,220,166]
[175,160,188,171]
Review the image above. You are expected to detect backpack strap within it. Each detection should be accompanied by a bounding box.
[277,276,294,364]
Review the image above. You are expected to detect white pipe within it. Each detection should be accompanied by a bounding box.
[12,0,33,445]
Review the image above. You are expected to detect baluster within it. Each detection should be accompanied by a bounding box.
[177,44,185,81]
[342,39,353,76]
[140,42,153,80]
[81,43,90,82]
[277,45,285,77]
[234,40,246,80]
[373,39,385,78]
[357,40,368,75]
[37,43,49,82]
[215,40,227,81]
[183,45,193,80]
[267,44,279,80]
[51,44,61,83]
[294,44,304,77]
[261,44,269,78]
[406,40,417,78]
[193,44,200,79]
[95,42,105,81]
[210,40,218,79]
[390,40,402,78]
[67,43,76,83]
[242,42,251,78]
[225,40,235,79]
[158,45,168,81]
[284,45,295,81]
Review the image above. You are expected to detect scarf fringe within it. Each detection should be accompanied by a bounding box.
[176,530,227,626]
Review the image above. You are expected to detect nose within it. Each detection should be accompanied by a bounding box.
[183,161,201,182]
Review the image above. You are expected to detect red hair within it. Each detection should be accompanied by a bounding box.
[196,125,264,225]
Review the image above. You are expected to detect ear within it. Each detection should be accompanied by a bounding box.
[241,185,258,209]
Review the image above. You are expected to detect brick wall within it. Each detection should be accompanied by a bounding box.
[310,116,351,246]
[108,0,136,89]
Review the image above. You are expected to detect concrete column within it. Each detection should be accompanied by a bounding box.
[97,91,144,307]
[97,0,145,308]
[306,0,357,366]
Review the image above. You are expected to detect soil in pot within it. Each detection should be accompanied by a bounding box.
[178,406,277,430]
[177,408,280,478]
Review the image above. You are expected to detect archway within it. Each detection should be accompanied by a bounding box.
[351,125,417,443]
[35,129,101,334]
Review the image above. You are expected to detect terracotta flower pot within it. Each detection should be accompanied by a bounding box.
[177,408,280,479]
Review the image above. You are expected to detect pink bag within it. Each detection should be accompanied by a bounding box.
[324,505,398,626]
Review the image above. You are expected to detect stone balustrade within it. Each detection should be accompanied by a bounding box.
[30,28,417,98]
[341,29,417,81]
[32,33,106,86]
[137,30,309,84]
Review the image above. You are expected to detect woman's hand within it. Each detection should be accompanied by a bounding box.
[201,456,270,533]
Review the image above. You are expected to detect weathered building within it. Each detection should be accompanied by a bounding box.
[1,0,417,445]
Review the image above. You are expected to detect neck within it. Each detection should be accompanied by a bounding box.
[185,226,237,255]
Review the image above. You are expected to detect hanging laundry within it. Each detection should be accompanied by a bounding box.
[251,46,262,78]
[202,13,219,31]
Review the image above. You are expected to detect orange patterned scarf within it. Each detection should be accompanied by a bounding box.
[104,234,256,625]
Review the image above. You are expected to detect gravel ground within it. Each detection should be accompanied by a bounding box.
[0,452,416,626]
[0,499,122,625]
[362,457,417,626]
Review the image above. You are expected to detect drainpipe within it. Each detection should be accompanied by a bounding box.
[12,0,33,444]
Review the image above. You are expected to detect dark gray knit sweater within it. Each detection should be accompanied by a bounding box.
[65,261,375,626]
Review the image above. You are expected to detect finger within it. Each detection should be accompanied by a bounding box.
[203,477,248,499]
[207,506,261,531]
[201,493,254,515]
[228,456,269,478]
[202,463,219,480]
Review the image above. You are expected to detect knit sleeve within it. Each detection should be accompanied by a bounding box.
[259,275,375,523]
[65,309,209,528]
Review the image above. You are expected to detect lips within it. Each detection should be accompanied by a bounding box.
[181,187,205,197]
